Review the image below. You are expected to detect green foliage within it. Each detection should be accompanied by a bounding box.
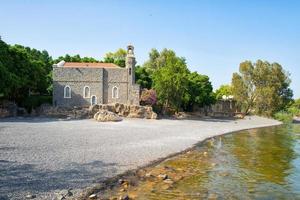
[143,48,215,113]
[182,72,215,111]
[103,48,127,67]
[135,66,152,89]
[274,111,294,123]
[151,49,189,112]
[231,60,293,116]
[54,54,99,63]
[0,39,53,104]
[21,95,52,112]
[215,85,232,100]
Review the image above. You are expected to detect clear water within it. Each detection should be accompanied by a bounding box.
[107,124,300,200]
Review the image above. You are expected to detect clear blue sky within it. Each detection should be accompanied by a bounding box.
[1,0,299,98]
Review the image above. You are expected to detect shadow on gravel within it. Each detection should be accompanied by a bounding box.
[0,117,86,123]
[0,159,119,198]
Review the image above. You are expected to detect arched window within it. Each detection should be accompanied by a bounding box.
[112,86,119,99]
[83,86,90,98]
[129,68,131,75]
[64,85,71,98]
[91,95,97,105]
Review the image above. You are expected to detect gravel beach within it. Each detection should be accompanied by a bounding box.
[0,116,281,199]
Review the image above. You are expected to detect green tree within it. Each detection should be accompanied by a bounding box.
[151,49,189,113]
[182,72,215,111]
[215,84,233,100]
[0,39,53,103]
[232,60,293,116]
[135,65,152,89]
[54,54,99,63]
[103,48,127,67]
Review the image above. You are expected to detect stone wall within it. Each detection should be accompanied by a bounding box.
[53,66,140,108]
[53,67,104,107]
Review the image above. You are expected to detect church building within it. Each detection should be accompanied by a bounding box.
[52,45,140,107]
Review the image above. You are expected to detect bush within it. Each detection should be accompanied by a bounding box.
[140,89,157,106]
[274,111,294,123]
[21,95,52,112]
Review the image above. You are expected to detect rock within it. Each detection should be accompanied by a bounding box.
[56,194,65,200]
[208,193,218,200]
[118,179,125,184]
[157,174,168,180]
[25,194,36,199]
[151,112,158,119]
[145,172,152,178]
[94,110,122,122]
[163,178,174,184]
[17,107,28,116]
[59,189,73,197]
[89,104,100,116]
[89,194,97,199]
[119,195,129,200]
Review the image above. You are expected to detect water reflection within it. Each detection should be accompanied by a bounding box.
[102,124,300,199]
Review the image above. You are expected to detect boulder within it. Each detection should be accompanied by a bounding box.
[89,104,100,116]
[94,110,122,122]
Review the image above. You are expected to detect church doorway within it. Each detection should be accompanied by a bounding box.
[91,95,97,105]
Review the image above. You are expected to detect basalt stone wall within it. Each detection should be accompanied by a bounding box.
[53,67,140,108]
[103,68,133,105]
[53,67,104,107]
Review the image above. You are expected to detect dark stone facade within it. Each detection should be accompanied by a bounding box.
[53,45,140,108]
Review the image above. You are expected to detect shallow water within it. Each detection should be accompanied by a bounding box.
[104,124,300,199]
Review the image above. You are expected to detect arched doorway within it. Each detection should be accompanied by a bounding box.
[91,95,97,105]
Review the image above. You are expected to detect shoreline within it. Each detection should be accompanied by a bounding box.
[0,116,282,199]
[76,117,282,199]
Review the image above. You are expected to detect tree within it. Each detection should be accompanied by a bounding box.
[54,54,99,63]
[215,85,232,100]
[103,48,127,67]
[135,65,152,89]
[151,49,189,112]
[231,60,293,116]
[182,72,215,111]
[0,39,53,103]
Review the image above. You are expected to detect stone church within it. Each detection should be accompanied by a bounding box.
[52,45,140,107]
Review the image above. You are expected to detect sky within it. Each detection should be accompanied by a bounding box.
[0,0,299,98]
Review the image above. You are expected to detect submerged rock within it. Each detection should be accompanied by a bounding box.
[157,174,168,180]
[89,194,97,199]
[25,194,36,199]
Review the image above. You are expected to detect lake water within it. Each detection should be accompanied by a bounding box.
[103,124,300,199]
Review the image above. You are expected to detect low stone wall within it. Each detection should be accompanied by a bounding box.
[0,101,18,118]
[37,104,89,119]
[36,103,157,120]
[89,103,157,119]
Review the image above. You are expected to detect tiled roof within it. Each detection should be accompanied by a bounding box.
[63,62,119,68]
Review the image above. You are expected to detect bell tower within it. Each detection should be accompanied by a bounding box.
[126,45,136,84]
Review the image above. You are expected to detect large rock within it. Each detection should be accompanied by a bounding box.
[89,103,157,119]
[94,110,122,122]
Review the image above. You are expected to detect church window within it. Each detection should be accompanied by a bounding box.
[83,86,90,98]
[112,86,119,99]
[64,85,71,98]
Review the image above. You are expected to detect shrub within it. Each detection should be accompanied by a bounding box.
[274,111,293,123]
[140,89,157,106]
[21,95,52,112]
